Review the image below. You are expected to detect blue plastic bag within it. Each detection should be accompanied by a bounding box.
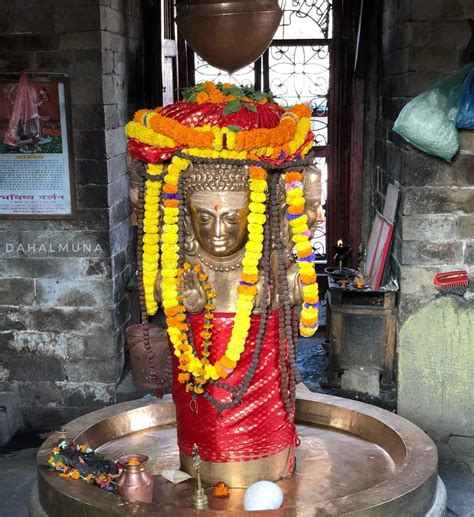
[456,68,474,129]
[393,65,472,162]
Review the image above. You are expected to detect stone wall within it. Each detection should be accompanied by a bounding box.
[0,0,143,429]
[367,0,474,458]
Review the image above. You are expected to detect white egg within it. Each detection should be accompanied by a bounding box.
[243,480,284,511]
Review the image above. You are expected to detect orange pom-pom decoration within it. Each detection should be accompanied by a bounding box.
[213,481,230,498]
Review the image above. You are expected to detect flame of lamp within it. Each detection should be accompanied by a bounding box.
[333,244,352,271]
[175,0,283,73]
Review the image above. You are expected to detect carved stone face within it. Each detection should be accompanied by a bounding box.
[189,191,249,257]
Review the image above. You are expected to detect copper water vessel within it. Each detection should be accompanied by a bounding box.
[175,0,282,72]
[117,454,154,503]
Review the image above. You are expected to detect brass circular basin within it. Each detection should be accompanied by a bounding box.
[35,388,440,516]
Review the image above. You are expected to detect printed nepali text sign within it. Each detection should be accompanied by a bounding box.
[0,73,75,218]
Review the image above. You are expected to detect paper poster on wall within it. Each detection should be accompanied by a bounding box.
[0,73,75,218]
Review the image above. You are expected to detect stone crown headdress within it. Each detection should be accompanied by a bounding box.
[183,162,249,199]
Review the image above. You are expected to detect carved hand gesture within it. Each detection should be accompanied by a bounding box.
[181,268,206,313]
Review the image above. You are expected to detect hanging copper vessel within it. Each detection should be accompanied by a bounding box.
[176,0,283,73]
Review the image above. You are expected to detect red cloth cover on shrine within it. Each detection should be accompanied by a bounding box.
[127,99,314,165]
[172,310,296,463]
[159,101,285,130]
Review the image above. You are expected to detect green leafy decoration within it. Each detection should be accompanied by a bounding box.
[181,82,276,106]
[243,102,258,112]
[222,100,242,115]
[181,84,205,102]
[227,125,242,132]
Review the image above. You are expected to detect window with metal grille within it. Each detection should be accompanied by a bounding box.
[192,1,333,259]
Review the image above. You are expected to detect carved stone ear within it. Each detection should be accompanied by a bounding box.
[184,211,199,256]
[181,161,193,179]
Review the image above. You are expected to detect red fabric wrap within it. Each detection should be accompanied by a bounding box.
[159,101,285,130]
[127,138,183,164]
[172,310,296,462]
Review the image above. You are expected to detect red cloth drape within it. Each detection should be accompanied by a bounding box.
[172,310,296,463]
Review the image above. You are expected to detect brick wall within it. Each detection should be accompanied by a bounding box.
[0,0,143,429]
[366,0,474,458]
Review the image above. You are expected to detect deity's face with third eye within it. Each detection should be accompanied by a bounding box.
[189,191,249,258]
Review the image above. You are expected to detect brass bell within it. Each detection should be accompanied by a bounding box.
[176,0,283,73]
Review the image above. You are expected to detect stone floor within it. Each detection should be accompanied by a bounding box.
[0,434,43,517]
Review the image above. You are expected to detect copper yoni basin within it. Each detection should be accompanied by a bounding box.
[35,388,440,516]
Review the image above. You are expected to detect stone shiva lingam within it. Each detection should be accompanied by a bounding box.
[125,82,322,486]
[32,82,443,517]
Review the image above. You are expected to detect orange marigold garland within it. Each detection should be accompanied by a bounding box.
[164,166,268,393]
[129,97,312,156]
[175,263,216,395]
[126,82,320,394]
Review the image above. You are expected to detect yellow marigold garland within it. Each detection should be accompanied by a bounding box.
[161,164,268,391]
[130,103,312,156]
[284,170,319,337]
[142,163,163,315]
[129,85,321,391]
[125,120,175,148]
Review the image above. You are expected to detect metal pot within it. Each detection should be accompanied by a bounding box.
[176,0,282,72]
[117,454,154,503]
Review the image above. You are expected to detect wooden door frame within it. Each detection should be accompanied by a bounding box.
[327,0,365,266]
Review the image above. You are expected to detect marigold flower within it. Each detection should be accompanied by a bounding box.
[213,481,230,498]
[248,167,267,180]
[163,199,179,208]
[215,362,229,379]
[220,355,237,370]
[210,90,225,103]
[241,273,259,284]
[285,171,303,183]
[204,81,216,92]
[178,373,190,383]
[163,183,178,194]
[196,91,210,104]
[237,284,257,296]
[300,273,317,284]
